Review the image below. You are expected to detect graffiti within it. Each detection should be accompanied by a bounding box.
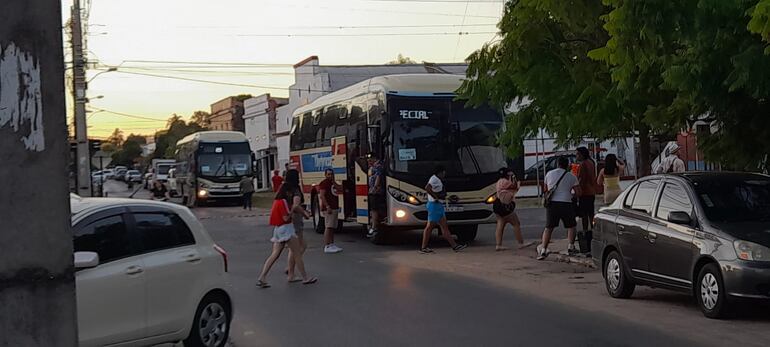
[0,42,45,151]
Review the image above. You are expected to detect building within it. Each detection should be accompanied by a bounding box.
[209,96,246,132]
[274,56,467,170]
[243,94,289,191]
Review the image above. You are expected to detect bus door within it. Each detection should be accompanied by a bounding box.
[331,136,355,220]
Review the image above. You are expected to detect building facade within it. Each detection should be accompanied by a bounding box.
[209,96,246,132]
[274,56,468,170]
[243,94,289,191]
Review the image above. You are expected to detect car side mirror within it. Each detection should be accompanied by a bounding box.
[74,251,100,269]
[668,211,692,225]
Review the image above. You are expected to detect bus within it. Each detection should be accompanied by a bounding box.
[289,74,507,244]
[174,131,254,206]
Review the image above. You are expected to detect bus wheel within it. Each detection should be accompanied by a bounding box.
[452,225,478,243]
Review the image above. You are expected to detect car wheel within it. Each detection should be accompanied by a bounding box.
[604,251,635,298]
[696,263,731,319]
[452,225,478,243]
[184,294,231,347]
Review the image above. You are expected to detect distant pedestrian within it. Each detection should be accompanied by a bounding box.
[367,157,385,238]
[493,167,534,251]
[240,175,255,210]
[656,144,686,174]
[318,168,343,254]
[283,169,311,280]
[597,154,625,204]
[576,147,597,234]
[149,180,171,201]
[271,170,284,193]
[256,183,317,288]
[537,157,580,260]
[420,165,467,254]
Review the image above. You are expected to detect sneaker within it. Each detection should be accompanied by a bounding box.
[536,245,549,260]
[367,228,376,238]
[419,247,434,254]
[452,244,468,252]
[324,244,343,254]
[567,244,579,255]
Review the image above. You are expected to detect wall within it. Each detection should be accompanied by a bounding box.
[0,1,78,345]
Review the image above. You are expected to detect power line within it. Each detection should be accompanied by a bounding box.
[237,31,497,37]
[87,107,169,122]
[112,70,330,92]
[453,1,471,61]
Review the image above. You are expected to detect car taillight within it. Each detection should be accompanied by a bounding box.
[213,244,228,272]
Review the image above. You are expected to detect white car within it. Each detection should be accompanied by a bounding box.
[71,197,232,347]
[91,171,106,185]
[124,169,142,182]
[102,169,115,180]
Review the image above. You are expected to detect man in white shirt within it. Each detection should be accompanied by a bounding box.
[537,157,581,260]
[656,144,686,174]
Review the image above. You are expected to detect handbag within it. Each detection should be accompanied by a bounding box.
[543,170,569,208]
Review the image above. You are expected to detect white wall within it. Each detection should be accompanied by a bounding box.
[244,95,271,152]
[276,135,290,171]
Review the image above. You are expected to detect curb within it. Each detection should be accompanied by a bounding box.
[550,252,597,268]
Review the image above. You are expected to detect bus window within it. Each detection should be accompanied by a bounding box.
[290,115,302,151]
[300,111,315,149]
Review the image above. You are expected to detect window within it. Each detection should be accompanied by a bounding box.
[133,212,195,253]
[74,215,132,263]
[631,180,660,215]
[623,184,639,208]
[299,112,315,149]
[656,183,693,220]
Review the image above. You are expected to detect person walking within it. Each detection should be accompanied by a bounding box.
[271,170,284,193]
[283,170,311,280]
[597,154,626,204]
[537,157,580,260]
[256,183,317,288]
[493,167,534,251]
[367,157,385,238]
[656,143,686,174]
[240,175,255,210]
[318,168,343,254]
[420,166,467,254]
[576,147,597,235]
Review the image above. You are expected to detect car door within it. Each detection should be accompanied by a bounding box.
[647,181,697,287]
[73,209,147,346]
[127,207,201,336]
[616,180,660,276]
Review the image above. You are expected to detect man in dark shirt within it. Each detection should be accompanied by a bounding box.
[318,168,342,254]
[149,180,171,201]
[576,147,597,234]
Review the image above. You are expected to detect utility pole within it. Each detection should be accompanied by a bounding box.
[72,0,91,196]
[1,0,79,345]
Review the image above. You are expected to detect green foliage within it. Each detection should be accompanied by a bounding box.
[153,114,205,159]
[190,110,211,128]
[110,133,144,167]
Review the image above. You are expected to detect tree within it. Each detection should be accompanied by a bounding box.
[153,115,205,159]
[107,128,124,148]
[596,0,770,170]
[190,110,211,128]
[110,132,144,167]
[387,54,418,65]
[458,0,664,175]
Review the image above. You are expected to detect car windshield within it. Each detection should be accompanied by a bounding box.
[157,165,171,175]
[693,176,770,222]
[390,96,506,176]
[127,170,139,175]
[199,154,252,177]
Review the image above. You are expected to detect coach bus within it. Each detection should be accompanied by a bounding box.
[174,131,253,206]
[289,74,507,244]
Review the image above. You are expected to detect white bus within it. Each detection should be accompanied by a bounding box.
[174,131,254,206]
[289,74,507,244]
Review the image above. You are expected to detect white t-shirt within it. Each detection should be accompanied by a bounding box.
[427,175,444,202]
[545,168,578,203]
[657,155,686,174]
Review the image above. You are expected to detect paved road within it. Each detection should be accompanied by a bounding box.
[193,204,737,347]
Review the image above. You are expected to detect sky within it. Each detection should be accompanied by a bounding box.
[62,0,504,137]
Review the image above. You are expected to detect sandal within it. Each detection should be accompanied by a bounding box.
[302,277,318,285]
[287,277,302,283]
[256,280,271,288]
[495,246,509,251]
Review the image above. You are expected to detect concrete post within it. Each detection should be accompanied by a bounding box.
[0,1,79,346]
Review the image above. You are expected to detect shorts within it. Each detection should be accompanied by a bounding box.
[546,201,577,229]
[369,194,386,212]
[426,201,446,223]
[577,196,595,217]
[323,209,339,230]
[271,223,296,243]
[493,200,516,217]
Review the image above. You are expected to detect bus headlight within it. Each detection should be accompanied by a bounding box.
[388,186,422,205]
[395,210,407,219]
[485,194,496,204]
[198,189,208,198]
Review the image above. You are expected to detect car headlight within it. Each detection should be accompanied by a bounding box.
[734,240,770,262]
[388,186,422,205]
[485,194,496,204]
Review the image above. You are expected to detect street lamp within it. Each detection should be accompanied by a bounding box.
[87,67,117,83]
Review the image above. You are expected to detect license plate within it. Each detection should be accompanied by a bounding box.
[445,206,464,212]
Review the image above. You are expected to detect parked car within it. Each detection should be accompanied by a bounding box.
[91,171,106,185]
[70,197,232,347]
[102,169,115,180]
[522,152,577,181]
[114,168,128,181]
[592,172,770,318]
[125,170,142,183]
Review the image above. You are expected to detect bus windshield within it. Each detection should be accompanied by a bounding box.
[390,96,506,176]
[198,154,251,177]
